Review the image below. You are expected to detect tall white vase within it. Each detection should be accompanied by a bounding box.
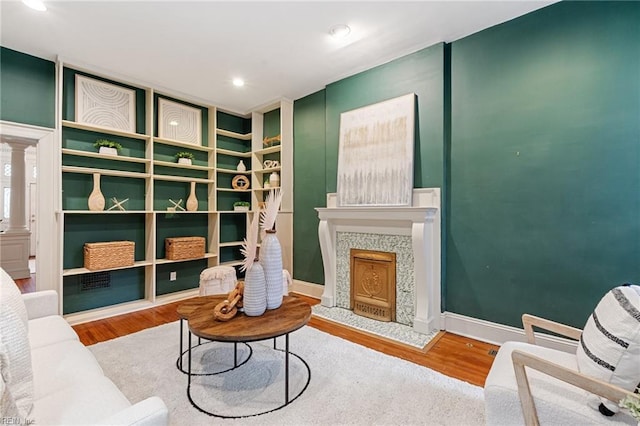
[260,230,283,309]
[186,181,198,211]
[87,173,105,211]
[243,261,266,316]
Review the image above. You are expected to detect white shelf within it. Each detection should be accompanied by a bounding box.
[62,148,150,164]
[63,210,151,214]
[62,120,151,141]
[216,128,252,140]
[154,210,217,214]
[153,175,213,184]
[254,167,281,174]
[218,210,253,214]
[63,260,152,277]
[62,165,150,179]
[219,241,244,248]
[216,188,251,193]
[154,137,214,152]
[153,159,210,171]
[216,148,252,158]
[155,253,217,265]
[254,145,281,156]
[217,167,251,175]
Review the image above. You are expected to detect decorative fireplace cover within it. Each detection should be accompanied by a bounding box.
[350,248,396,322]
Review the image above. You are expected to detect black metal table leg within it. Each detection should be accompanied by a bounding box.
[179,319,184,370]
[285,333,289,403]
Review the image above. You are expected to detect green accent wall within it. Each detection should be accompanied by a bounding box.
[0,47,55,128]
[293,90,327,284]
[292,45,446,285]
[325,44,446,192]
[447,1,640,328]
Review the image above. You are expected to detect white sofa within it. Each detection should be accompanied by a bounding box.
[0,267,168,425]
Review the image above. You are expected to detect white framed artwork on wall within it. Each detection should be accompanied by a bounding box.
[158,98,202,145]
[75,75,136,133]
[337,93,416,207]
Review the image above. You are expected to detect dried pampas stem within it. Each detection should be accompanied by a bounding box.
[260,188,283,231]
[240,211,260,272]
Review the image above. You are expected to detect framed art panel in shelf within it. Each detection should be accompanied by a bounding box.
[75,74,136,133]
[158,98,202,145]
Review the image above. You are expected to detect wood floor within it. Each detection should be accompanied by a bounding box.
[15,275,498,387]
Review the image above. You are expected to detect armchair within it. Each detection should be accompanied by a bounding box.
[485,286,640,425]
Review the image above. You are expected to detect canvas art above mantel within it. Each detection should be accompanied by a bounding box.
[337,93,416,207]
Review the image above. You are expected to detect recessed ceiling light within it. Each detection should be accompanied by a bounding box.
[169,120,179,126]
[329,24,351,40]
[232,78,245,87]
[22,0,47,11]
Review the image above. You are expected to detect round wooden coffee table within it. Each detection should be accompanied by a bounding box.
[185,295,311,418]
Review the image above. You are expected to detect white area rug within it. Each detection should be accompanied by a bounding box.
[89,321,485,425]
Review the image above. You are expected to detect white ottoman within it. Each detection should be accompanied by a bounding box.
[199,266,236,296]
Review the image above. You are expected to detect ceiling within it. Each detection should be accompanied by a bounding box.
[1,1,556,115]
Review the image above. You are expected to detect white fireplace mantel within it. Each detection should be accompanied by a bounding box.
[315,188,441,333]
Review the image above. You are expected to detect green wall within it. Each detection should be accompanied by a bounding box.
[293,45,446,285]
[293,90,327,283]
[0,47,55,128]
[291,1,639,330]
[325,44,446,192]
[447,1,639,328]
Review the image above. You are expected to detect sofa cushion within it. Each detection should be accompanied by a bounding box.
[0,267,34,418]
[28,315,79,350]
[484,341,636,425]
[31,339,104,399]
[31,375,131,425]
[576,284,640,412]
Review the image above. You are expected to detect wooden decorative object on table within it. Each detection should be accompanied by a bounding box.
[165,236,205,260]
[84,241,135,270]
[213,282,244,321]
[232,175,250,190]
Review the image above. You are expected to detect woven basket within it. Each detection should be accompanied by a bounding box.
[84,241,135,271]
[166,237,205,260]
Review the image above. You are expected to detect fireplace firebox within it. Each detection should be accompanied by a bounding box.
[350,248,396,322]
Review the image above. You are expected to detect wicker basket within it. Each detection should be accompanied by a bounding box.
[166,237,205,260]
[84,241,135,271]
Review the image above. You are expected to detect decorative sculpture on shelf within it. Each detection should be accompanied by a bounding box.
[168,199,185,211]
[232,175,250,190]
[262,134,281,147]
[107,197,129,211]
[186,181,198,211]
[88,173,105,211]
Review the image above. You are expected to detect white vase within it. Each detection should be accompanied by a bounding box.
[186,181,198,211]
[178,158,192,165]
[237,160,246,172]
[87,173,105,211]
[243,261,266,316]
[260,230,283,309]
[269,172,280,188]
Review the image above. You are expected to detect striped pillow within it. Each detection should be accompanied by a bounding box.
[576,284,640,414]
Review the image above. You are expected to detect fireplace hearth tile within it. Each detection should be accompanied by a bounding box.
[311,305,438,349]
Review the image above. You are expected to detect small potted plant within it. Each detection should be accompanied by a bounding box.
[233,201,250,212]
[94,139,122,156]
[175,151,195,165]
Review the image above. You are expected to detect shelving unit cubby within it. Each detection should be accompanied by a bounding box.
[56,61,293,323]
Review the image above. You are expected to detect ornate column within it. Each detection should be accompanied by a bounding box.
[5,142,28,232]
[0,141,31,279]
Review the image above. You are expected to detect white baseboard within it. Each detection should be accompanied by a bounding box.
[442,312,578,353]
[290,279,324,299]
[288,281,578,353]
